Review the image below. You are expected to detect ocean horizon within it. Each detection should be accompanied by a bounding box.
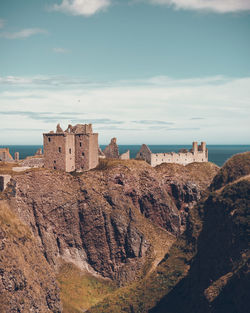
[1,144,250,167]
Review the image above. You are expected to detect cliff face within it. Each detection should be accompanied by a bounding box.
[1,159,219,312]
[4,161,217,283]
[150,152,250,313]
[0,201,61,313]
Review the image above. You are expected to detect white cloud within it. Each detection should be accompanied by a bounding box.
[53,47,70,54]
[148,0,250,13]
[0,19,5,29]
[0,75,249,144]
[0,28,47,39]
[52,0,111,16]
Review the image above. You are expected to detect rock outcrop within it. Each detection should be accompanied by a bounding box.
[0,201,61,313]
[150,152,250,313]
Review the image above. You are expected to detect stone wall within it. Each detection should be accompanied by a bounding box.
[0,175,11,192]
[136,144,152,164]
[119,150,130,160]
[88,133,99,170]
[0,148,13,162]
[75,134,91,171]
[65,134,76,172]
[103,138,119,159]
[150,150,207,167]
[43,133,67,171]
[21,158,44,168]
[136,142,208,167]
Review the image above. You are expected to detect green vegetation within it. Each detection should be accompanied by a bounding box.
[57,263,117,313]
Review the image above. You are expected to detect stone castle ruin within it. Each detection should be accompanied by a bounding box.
[1,123,208,175]
[136,142,208,167]
[103,138,130,160]
[43,123,99,172]
[0,148,14,162]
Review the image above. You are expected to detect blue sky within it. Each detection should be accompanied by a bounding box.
[0,0,250,144]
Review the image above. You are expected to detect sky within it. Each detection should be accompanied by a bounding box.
[0,0,250,145]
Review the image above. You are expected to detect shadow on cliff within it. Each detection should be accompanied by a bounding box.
[149,152,250,313]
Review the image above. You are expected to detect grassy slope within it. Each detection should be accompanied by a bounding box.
[57,263,117,313]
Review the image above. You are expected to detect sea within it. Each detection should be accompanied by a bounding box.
[1,145,250,167]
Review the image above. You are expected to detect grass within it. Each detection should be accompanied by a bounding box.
[95,158,149,171]
[0,161,20,175]
[0,200,32,240]
[56,262,117,313]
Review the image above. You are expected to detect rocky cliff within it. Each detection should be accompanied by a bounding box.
[150,152,250,313]
[0,159,218,312]
[0,201,61,313]
[87,153,250,313]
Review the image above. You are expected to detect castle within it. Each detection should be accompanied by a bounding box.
[136,142,208,167]
[43,123,99,172]
[43,124,208,171]
[0,148,14,162]
[0,148,19,162]
[0,124,209,174]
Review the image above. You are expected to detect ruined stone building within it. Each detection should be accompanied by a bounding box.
[0,148,14,162]
[136,142,208,167]
[43,123,99,172]
[103,138,130,160]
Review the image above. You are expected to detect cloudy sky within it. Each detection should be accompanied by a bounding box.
[0,0,250,145]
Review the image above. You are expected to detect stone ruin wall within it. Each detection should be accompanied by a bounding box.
[88,133,99,169]
[0,148,14,162]
[136,144,152,164]
[103,137,130,160]
[136,142,208,167]
[65,134,76,172]
[0,175,11,192]
[43,134,68,171]
[103,138,120,159]
[74,133,98,171]
[150,150,207,167]
[119,150,130,160]
[75,134,89,171]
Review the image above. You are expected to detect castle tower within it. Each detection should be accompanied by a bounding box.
[15,152,19,162]
[74,124,99,171]
[192,142,198,154]
[43,123,99,172]
[200,141,206,151]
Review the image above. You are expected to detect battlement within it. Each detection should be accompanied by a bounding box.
[136,142,208,167]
